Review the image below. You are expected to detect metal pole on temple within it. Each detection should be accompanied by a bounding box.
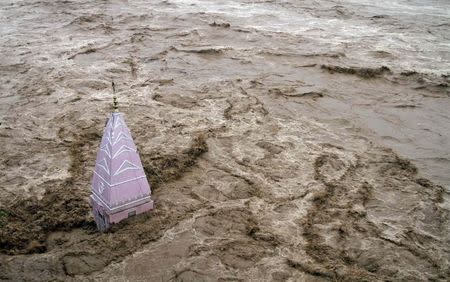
[112,81,118,112]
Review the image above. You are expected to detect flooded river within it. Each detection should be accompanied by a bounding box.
[0,0,449,281]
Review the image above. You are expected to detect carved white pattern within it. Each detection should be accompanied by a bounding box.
[97,158,110,174]
[100,144,111,158]
[94,170,146,187]
[104,134,113,146]
[114,118,124,129]
[112,131,131,146]
[112,145,136,159]
[98,181,105,193]
[113,160,140,176]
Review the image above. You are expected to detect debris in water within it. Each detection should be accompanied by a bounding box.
[209,21,231,28]
[321,65,391,78]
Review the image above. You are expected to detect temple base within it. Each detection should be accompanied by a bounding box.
[91,198,154,232]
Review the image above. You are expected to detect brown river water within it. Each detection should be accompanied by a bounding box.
[0,0,449,281]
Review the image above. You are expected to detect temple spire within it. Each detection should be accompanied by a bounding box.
[90,98,153,231]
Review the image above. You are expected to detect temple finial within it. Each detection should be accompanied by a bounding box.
[112,81,118,112]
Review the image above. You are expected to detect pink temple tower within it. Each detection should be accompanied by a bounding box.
[91,91,153,231]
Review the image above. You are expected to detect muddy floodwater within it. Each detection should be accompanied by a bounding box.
[0,0,449,281]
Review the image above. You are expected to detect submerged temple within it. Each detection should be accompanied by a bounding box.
[91,112,153,231]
